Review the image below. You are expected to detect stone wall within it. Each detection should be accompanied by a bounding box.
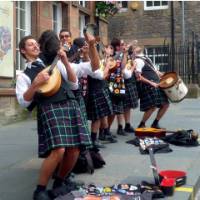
[0,89,32,126]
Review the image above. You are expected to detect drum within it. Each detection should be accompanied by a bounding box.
[159,72,188,102]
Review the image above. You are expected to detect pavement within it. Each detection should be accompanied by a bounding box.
[0,98,200,200]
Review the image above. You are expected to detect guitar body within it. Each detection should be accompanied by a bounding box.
[135,127,166,138]
[37,66,62,97]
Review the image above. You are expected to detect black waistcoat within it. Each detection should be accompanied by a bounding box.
[137,56,160,83]
[24,61,75,111]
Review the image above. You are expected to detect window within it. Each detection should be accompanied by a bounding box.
[52,3,62,34]
[16,1,31,72]
[144,1,168,11]
[79,1,86,8]
[79,13,89,37]
[145,46,169,71]
[118,1,128,12]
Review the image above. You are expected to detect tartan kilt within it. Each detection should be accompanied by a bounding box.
[111,95,125,114]
[73,90,88,122]
[37,100,92,158]
[86,87,113,121]
[139,83,169,112]
[123,77,139,110]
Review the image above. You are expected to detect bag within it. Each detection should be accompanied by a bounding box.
[162,129,199,146]
[72,147,106,174]
[139,137,172,154]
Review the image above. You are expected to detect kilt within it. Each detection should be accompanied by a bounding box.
[86,86,113,121]
[111,95,125,114]
[73,90,88,122]
[139,83,169,112]
[37,100,91,158]
[123,76,139,110]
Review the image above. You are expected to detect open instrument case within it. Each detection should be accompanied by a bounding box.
[148,146,187,196]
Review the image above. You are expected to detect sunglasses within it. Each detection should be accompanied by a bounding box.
[60,35,70,39]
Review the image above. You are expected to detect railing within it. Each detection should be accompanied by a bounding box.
[152,32,200,86]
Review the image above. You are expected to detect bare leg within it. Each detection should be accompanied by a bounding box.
[57,147,80,179]
[155,104,169,121]
[124,109,131,124]
[100,116,109,129]
[141,107,156,123]
[91,119,101,133]
[38,148,65,186]
[108,114,115,128]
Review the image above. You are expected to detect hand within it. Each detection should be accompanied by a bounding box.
[151,82,159,88]
[84,32,96,46]
[33,71,50,89]
[58,49,69,65]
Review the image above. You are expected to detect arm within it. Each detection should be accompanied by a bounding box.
[16,71,49,107]
[84,32,100,71]
[58,49,77,84]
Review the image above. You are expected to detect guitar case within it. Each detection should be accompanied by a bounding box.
[135,127,166,138]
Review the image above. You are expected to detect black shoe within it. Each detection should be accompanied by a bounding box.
[93,140,106,148]
[151,123,163,129]
[33,190,52,200]
[138,122,146,128]
[124,125,135,133]
[117,128,128,136]
[49,184,73,199]
[64,176,84,188]
[99,134,117,143]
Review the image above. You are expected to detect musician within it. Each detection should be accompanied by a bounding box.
[59,29,72,53]
[133,46,169,129]
[107,38,128,136]
[15,31,96,200]
[122,52,139,133]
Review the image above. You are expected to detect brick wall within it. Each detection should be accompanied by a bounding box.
[108,1,200,45]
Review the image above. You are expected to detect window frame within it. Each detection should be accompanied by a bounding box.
[144,1,169,11]
[145,46,169,71]
[52,2,62,34]
[16,1,31,73]
[118,1,128,12]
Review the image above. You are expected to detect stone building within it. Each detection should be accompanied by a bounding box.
[0,1,109,125]
[108,1,200,96]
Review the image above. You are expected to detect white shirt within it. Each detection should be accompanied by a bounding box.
[70,61,103,80]
[134,53,145,73]
[16,58,80,108]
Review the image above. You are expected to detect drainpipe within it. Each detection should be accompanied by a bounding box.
[171,1,175,72]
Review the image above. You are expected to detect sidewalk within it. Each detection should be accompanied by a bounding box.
[0,98,200,200]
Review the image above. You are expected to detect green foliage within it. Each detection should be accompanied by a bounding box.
[95,1,119,18]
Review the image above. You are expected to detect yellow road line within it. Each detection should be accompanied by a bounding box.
[175,187,193,193]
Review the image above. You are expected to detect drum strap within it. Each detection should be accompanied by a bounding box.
[136,56,160,80]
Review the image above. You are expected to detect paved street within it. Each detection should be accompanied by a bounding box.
[0,98,200,200]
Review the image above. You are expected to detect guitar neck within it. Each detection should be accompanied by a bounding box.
[48,55,59,74]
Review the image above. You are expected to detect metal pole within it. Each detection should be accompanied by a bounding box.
[182,1,185,46]
[171,1,175,71]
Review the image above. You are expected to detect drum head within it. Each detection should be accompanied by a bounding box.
[159,72,178,89]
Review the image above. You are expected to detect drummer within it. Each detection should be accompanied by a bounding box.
[133,46,169,129]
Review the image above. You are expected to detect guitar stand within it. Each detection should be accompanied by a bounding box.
[147,145,186,196]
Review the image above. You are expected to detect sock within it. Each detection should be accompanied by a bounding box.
[91,132,97,142]
[35,185,46,193]
[103,128,110,135]
[152,119,159,126]
[118,124,123,130]
[138,121,145,127]
[125,123,130,128]
[99,128,104,135]
[53,177,64,189]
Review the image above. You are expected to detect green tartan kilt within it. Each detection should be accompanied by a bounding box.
[37,99,91,158]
